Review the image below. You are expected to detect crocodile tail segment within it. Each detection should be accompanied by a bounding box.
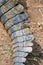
[0,1,36,65]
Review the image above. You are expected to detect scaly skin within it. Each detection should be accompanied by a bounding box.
[0,0,19,7]
[0,0,42,65]
[0,0,34,65]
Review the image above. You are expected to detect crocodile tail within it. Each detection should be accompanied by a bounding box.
[0,0,43,65]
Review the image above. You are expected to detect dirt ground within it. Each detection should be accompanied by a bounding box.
[0,0,43,65]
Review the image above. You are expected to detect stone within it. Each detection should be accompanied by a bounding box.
[5,12,28,27]
[1,4,24,22]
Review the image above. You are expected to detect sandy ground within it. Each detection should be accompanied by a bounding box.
[0,22,14,65]
[0,0,43,65]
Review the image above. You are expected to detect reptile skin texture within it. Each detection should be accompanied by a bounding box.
[0,0,35,65]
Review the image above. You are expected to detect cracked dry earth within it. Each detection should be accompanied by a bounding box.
[0,0,43,65]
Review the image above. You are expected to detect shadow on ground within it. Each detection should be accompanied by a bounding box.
[25,41,43,65]
[19,0,27,9]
